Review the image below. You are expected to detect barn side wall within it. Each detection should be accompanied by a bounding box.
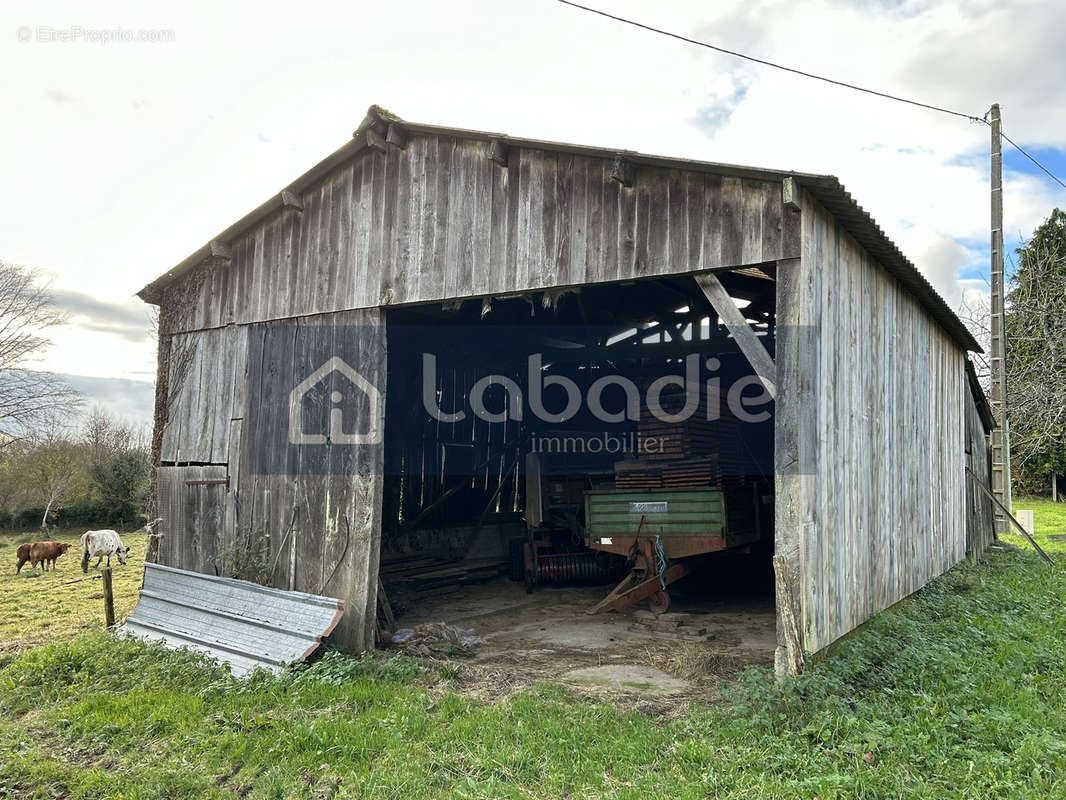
[964,389,995,555]
[776,191,968,655]
[158,134,800,336]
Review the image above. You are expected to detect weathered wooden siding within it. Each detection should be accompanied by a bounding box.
[776,191,968,655]
[160,326,247,463]
[160,134,800,335]
[155,308,386,651]
[964,388,995,555]
[156,465,229,575]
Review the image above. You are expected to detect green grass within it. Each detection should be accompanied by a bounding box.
[1005,497,1066,555]
[0,517,1065,798]
[0,529,147,653]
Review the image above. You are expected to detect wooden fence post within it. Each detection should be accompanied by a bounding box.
[102,567,116,629]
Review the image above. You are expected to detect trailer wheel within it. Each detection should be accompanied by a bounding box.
[649,590,670,614]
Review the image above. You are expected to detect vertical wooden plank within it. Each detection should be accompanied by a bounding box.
[719,177,743,267]
[741,180,766,267]
[643,173,667,276]
[295,186,320,324]
[762,182,784,262]
[584,158,604,282]
[315,179,336,316]
[367,148,388,306]
[503,145,522,295]
[470,141,493,296]
[553,153,573,286]
[222,418,243,557]
[685,172,705,271]
[666,168,686,272]
[449,142,476,298]
[568,154,588,286]
[487,143,510,296]
[424,135,451,301]
[332,164,356,309]
[701,174,724,272]
[600,160,620,283]
[390,139,415,304]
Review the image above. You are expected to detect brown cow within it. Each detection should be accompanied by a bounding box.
[26,541,71,572]
[15,543,32,574]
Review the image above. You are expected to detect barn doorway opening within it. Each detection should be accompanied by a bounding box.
[379,269,777,681]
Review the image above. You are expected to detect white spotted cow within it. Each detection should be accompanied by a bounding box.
[81,530,131,574]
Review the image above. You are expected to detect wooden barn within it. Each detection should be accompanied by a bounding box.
[138,105,995,673]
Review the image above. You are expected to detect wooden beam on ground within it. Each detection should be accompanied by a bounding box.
[967,467,1054,565]
[695,271,777,398]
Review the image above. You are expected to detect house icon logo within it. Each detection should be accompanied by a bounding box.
[288,355,382,446]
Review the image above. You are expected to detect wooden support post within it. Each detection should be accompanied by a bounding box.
[695,271,777,397]
[102,567,116,629]
[772,555,804,678]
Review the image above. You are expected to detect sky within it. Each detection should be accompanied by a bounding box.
[2,0,1064,424]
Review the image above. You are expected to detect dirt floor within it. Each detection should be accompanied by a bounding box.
[394,577,777,704]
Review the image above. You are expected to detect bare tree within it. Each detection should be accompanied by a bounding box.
[0,262,80,443]
[957,283,991,387]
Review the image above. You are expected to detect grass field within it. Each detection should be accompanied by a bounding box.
[1004,497,1066,555]
[0,509,1064,798]
[0,529,147,653]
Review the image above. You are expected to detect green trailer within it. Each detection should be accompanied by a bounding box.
[583,486,764,614]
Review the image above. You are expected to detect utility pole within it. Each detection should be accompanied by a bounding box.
[989,103,1012,533]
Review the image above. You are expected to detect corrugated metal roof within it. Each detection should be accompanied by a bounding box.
[137,105,980,353]
[123,563,344,676]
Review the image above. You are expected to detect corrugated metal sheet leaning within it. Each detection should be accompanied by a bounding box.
[122,563,344,676]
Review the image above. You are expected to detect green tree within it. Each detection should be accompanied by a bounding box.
[1005,208,1066,494]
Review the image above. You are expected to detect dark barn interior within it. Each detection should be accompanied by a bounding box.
[378,268,780,676]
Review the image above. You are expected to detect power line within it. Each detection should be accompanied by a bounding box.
[1000,130,1066,190]
[555,0,985,123]
[556,0,1066,192]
